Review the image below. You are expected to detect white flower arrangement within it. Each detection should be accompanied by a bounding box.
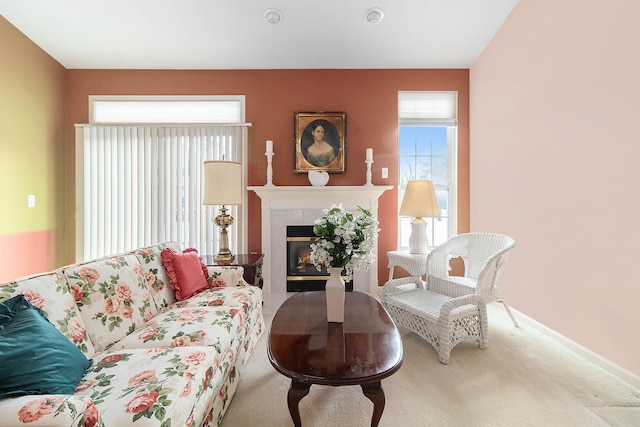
[309,204,380,277]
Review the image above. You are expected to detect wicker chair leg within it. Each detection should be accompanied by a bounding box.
[437,319,452,364]
[499,300,519,328]
[438,346,451,364]
[478,303,489,349]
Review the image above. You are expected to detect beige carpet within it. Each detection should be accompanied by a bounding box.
[221,295,640,427]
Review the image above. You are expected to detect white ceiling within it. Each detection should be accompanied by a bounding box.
[0,0,519,70]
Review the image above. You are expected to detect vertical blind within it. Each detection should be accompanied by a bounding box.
[75,124,250,262]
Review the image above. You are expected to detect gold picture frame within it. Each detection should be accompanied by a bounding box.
[294,112,347,173]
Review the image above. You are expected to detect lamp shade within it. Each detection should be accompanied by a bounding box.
[203,160,242,206]
[399,180,440,218]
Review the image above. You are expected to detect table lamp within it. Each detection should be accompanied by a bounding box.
[399,180,440,254]
[203,160,242,265]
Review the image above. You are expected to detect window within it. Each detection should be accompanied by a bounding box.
[75,96,250,261]
[398,92,457,248]
[90,96,243,124]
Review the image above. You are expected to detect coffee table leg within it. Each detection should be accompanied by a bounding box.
[287,379,310,427]
[361,381,385,427]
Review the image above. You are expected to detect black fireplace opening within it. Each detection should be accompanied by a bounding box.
[286,225,353,292]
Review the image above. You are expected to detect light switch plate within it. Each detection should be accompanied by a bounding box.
[28,194,36,208]
[382,167,388,179]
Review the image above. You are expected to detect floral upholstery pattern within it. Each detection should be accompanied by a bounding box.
[174,285,261,314]
[205,266,245,288]
[131,242,180,311]
[108,306,243,356]
[0,242,263,426]
[175,286,265,366]
[74,347,218,427]
[64,254,156,353]
[0,271,95,357]
[0,395,103,427]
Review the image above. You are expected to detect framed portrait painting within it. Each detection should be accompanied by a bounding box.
[294,112,347,173]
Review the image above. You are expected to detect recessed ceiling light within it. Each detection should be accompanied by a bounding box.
[364,7,384,24]
[263,8,283,25]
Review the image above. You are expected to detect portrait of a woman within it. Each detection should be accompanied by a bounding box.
[294,112,346,173]
[302,120,338,167]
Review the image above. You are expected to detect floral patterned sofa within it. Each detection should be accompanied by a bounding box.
[0,242,264,427]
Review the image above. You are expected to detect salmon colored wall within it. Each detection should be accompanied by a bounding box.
[65,69,470,285]
[0,230,54,279]
[471,0,640,376]
[0,17,67,282]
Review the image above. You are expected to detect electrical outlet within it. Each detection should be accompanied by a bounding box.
[381,167,388,179]
[28,194,36,208]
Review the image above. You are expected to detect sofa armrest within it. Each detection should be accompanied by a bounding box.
[207,266,248,287]
[0,394,103,427]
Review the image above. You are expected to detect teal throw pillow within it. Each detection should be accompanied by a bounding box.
[0,294,92,398]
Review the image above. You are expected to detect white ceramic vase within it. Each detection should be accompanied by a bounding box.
[325,267,345,323]
[308,170,329,186]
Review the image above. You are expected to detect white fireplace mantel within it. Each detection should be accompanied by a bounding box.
[248,185,393,294]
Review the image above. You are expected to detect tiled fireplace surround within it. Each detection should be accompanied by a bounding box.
[248,186,392,294]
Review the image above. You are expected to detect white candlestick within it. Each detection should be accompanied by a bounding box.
[265,152,275,186]
[366,148,373,161]
[266,140,273,153]
[364,159,374,187]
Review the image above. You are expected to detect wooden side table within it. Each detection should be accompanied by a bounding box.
[204,253,264,288]
[386,250,431,281]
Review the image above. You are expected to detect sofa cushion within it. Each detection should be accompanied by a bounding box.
[64,254,155,353]
[174,286,262,320]
[176,286,264,356]
[0,295,92,399]
[161,248,212,300]
[0,271,95,357]
[131,242,180,311]
[108,306,244,360]
[74,347,219,427]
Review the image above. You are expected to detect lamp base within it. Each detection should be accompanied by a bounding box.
[214,205,235,265]
[408,218,430,254]
[213,252,235,265]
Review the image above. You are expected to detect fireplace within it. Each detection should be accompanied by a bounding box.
[286,225,353,292]
[248,185,392,294]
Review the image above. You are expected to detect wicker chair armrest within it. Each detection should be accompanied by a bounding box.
[439,293,485,318]
[382,277,424,296]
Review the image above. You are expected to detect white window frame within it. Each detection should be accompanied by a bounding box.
[398,91,458,249]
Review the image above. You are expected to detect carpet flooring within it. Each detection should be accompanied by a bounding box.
[220,294,640,427]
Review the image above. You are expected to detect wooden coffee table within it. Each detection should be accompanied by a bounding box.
[268,291,403,427]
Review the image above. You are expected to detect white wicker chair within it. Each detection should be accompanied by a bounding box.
[426,233,518,326]
[381,276,488,364]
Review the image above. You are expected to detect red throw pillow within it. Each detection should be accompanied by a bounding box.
[160,248,210,300]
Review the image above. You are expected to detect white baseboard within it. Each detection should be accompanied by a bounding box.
[513,308,640,390]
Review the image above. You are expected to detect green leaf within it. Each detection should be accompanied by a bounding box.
[155,406,166,421]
